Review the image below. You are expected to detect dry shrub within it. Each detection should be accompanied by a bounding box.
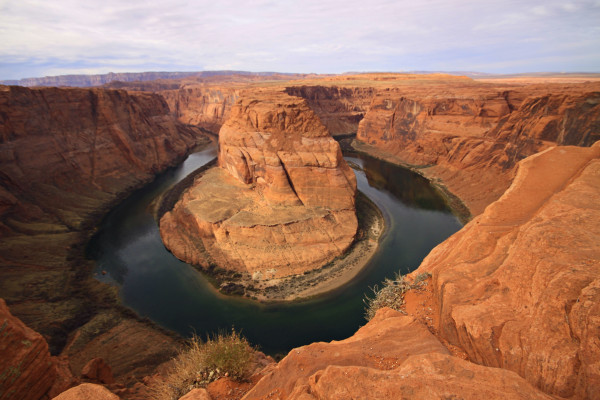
[152,330,254,400]
[363,272,431,321]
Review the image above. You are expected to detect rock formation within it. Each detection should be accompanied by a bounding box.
[160,91,358,282]
[52,383,119,400]
[80,358,114,385]
[160,86,241,133]
[354,84,600,215]
[243,308,552,399]
[0,85,204,383]
[284,86,374,136]
[0,299,74,400]
[406,142,600,398]
[2,73,600,400]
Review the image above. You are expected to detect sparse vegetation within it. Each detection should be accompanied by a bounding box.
[413,271,432,285]
[364,272,431,321]
[152,330,254,400]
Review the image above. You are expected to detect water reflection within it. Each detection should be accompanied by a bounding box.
[350,153,448,211]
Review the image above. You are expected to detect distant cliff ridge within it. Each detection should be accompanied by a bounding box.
[0,70,300,88]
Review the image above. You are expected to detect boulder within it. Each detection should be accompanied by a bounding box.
[81,358,114,385]
[52,383,118,400]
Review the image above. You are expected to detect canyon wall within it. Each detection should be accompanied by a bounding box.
[160,91,358,282]
[241,142,600,400]
[409,142,600,399]
[159,86,241,133]
[0,85,204,382]
[2,75,598,399]
[284,85,374,135]
[354,84,600,215]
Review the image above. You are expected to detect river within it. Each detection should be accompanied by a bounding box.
[87,143,461,356]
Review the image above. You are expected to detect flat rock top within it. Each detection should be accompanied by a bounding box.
[184,168,329,227]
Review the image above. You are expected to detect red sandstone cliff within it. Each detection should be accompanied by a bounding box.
[284,86,373,136]
[237,141,600,400]
[242,308,552,399]
[354,84,600,215]
[3,75,599,400]
[0,299,74,400]
[160,86,241,133]
[0,85,204,387]
[160,92,358,283]
[407,142,600,399]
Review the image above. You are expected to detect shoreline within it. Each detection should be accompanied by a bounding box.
[240,190,384,302]
[348,139,472,224]
[157,164,385,302]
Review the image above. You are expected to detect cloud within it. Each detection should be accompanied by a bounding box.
[1,0,599,79]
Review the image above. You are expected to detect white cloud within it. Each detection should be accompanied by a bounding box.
[0,0,599,79]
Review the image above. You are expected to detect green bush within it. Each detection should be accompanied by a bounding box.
[152,330,254,400]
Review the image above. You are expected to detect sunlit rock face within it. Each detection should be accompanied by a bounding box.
[412,142,600,399]
[355,87,600,216]
[160,91,358,281]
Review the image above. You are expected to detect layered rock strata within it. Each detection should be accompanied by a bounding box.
[241,142,600,400]
[284,86,374,136]
[160,86,241,133]
[0,299,74,400]
[160,92,358,281]
[408,142,600,398]
[355,86,600,215]
[0,85,203,379]
[243,308,551,399]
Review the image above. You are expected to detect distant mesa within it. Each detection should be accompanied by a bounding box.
[159,91,358,285]
[0,70,310,88]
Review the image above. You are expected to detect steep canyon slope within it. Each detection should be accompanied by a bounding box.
[0,85,208,387]
[355,83,600,215]
[241,143,600,400]
[405,142,600,399]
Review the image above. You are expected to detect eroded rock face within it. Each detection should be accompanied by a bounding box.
[355,86,600,215]
[243,308,550,400]
[0,85,203,374]
[0,299,74,400]
[160,92,357,280]
[218,93,356,209]
[284,86,374,136]
[411,142,600,398]
[160,86,240,133]
[80,358,114,385]
[51,383,119,400]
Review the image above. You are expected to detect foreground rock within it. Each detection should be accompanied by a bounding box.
[242,308,550,399]
[52,383,118,400]
[161,92,358,283]
[409,142,600,398]
[0,299,74,400]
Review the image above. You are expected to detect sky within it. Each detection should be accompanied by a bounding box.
[1,0,599,80]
